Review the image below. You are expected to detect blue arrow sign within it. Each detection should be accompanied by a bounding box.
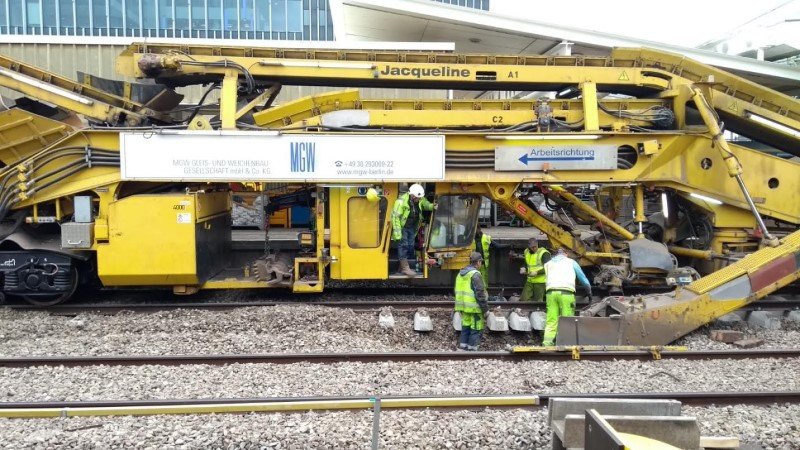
[518,154,595,165]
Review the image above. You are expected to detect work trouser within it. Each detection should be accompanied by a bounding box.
[479,265,489,287]
[398,226,417,263]
[521,280,546,302]
[543,289,576,346]
[458,312,485,351]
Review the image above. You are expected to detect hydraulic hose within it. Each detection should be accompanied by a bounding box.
[184,83,219,125]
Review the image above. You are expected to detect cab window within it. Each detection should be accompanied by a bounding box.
[429,195,480,249]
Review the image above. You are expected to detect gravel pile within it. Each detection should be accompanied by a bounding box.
[1,404,797,449]
[2,357,798,402]
[2,303,797,357]
[675,318,800,350]
[231,197,263,228]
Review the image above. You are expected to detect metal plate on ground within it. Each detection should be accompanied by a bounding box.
[495,145,617,171]
[556,316,622,346]
[585,409,626,450]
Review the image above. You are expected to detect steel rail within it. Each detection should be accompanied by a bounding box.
[2,349,799,368]
[1,391,797,417]
[5,299,799,313]
[3,300,544,312]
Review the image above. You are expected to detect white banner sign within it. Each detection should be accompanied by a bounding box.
[120,131,445,181]
[495,145,618,171]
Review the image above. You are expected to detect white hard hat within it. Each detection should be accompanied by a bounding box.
[409,183,425,198]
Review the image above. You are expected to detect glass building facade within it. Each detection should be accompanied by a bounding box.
[431,0,489,10]
[0,0,334,40]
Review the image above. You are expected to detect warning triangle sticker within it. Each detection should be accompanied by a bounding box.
[728,102,739,113]
[618,71,630,81]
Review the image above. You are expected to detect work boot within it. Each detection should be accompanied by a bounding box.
[396,259,410,275]
[400,259,417,277]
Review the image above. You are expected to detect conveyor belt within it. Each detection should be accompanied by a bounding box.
[0,54,168,125]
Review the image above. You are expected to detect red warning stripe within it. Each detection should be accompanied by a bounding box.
[749,254,798,293]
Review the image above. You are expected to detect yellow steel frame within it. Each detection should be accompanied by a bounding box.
[116,43,800,155]
[0,109,71,165]
[4,124,796,278]
[118,44,670,91]
[252,89,670,130]
[613,47,800,129]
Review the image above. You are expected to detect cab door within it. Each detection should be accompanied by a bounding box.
[329,184,395,279]
[425,194,482,270]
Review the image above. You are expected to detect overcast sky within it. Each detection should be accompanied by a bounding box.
[489,0,797,47]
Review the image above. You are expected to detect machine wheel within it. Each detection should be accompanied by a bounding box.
[19,266,79,307]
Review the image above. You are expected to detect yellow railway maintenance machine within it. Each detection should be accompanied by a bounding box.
[0,43,798,346]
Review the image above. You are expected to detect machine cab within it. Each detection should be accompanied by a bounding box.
[328,185,481,281]
[425,193,483,270]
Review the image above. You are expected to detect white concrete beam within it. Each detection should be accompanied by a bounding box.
[343,0,800,83]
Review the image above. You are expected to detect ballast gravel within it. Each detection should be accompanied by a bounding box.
[1,404,799,449]
[2,303,799,356]
[2,301,799,448]
[0,304,520,356]
[1,357,799,402]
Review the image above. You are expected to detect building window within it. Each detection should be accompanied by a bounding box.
[40,0,56,30]
[269,0,284,32]
[75,0,90,32]
[91,0,106,35]
[175,0,189,31]
[191,0,206,33]
[207,0,221,31]
[286,0,300,32]
[25,0,40,27]
[255,0,268,32]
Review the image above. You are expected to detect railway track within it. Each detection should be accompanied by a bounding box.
[2,284,797,312]
[4,299,799,314]
[2,348,799,368]
[1,391,798,418]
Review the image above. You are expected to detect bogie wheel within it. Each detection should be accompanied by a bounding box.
[19,266,79,307]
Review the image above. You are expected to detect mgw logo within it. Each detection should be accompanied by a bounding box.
[290,142,316,173]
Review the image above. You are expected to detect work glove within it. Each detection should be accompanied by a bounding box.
[519,267,527,275]
[586,287,593,298]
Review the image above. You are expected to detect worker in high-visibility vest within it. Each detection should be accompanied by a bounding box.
[511,238,551,302]
[474,225,492,286]
[392,183,434,277]
[542,247,592,346]
[454,251,489,351]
